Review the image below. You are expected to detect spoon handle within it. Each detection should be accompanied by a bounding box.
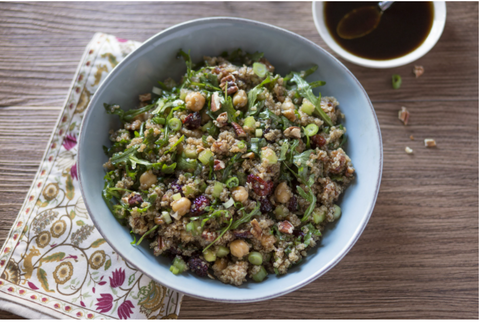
[378,1,394,12]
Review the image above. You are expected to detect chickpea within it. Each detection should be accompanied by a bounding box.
[171,197,191,217]
[231,186,248,203]
[185,92,205,112]
[232,90,247,108]
[139,170,157,190]
[275,182,292,204]
[212,258,228,271]
[229,239,249,258]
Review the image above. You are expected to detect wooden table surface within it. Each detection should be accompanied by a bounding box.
[0,2,478,319]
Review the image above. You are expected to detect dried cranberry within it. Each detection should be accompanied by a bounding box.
[292,229,305,239]
[311,134,326,149]
[188,257,209,277]
[190,195,210,216]
[247,174,274,196]
[128,194,143,206]
[260,197,273,213]
[233,230,253,239]
[287,195,298,212]
[183,112,202,130]
[170,182,184,196]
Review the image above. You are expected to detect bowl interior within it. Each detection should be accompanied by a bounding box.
[79,18,382,302]
[312,1,447,68]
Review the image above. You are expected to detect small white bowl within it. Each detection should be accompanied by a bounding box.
[312,1,447,69]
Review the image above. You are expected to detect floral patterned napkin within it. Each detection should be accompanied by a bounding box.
[0,33,183,320]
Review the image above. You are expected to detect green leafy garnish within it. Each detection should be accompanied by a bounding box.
[135,225,159,246]
[289,73,333,127]
[231,202,261,230]
[203,218,233,252]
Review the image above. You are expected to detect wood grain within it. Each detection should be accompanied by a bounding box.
[0,2,477,319]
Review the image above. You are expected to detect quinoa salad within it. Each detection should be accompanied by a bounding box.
[102,49,355,286]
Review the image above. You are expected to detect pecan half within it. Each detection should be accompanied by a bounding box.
[250,219,263,239]
[220,74,238,95]
[215,112,228,127]
[278,220,294,234]
[211,92,222,112]
[201,230,217,242]
[214,159,225,171]
[231,122,246,137]
[284,126,301,139]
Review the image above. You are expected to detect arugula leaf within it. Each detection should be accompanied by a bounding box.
[278,141,290,162]
[290,73,333,127]
[293,150,313,167]
[166,135,185,153]
[111,145,139,165]
[231,202,261,230]
[303,65,318,78]
[135,225,158,246]
[129,155,163,170]
[203,218,233,252]
[105,103,156,123]
[310,80,326,88]
[221,153,242,182]
[221,96,237,123]
[297,186,317,222]
[246,76,278,116]
[177,49,193,86]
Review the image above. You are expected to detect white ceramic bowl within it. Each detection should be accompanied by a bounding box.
[312,1,447,68]
[78,17,383,302]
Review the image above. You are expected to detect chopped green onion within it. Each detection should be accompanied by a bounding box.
[223,197,235,208]
[172,193,182,201]
[216,246,230,258]
[243,116,256,132]
[333,204,342,220]
[212,181,224,198]
[173,256,187,272]
[198,149,213,165]
[300,100,315,115]
[184,147,198,159]
[252,266,268,282]
[304,123,319,136]
[225,177,239,189]
[248,251,263,265]
[392,74,402,89]
[152,117,165,125]
[255,129,263,138]
[169,265,180,275]
[168,118,182,131]
[313,209,325,224]
[161,211,172,225]
[237,141,246,150]
[253,62,268,78]
[203,249,216,262]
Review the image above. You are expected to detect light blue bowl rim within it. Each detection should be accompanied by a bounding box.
[78,16,383,303]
